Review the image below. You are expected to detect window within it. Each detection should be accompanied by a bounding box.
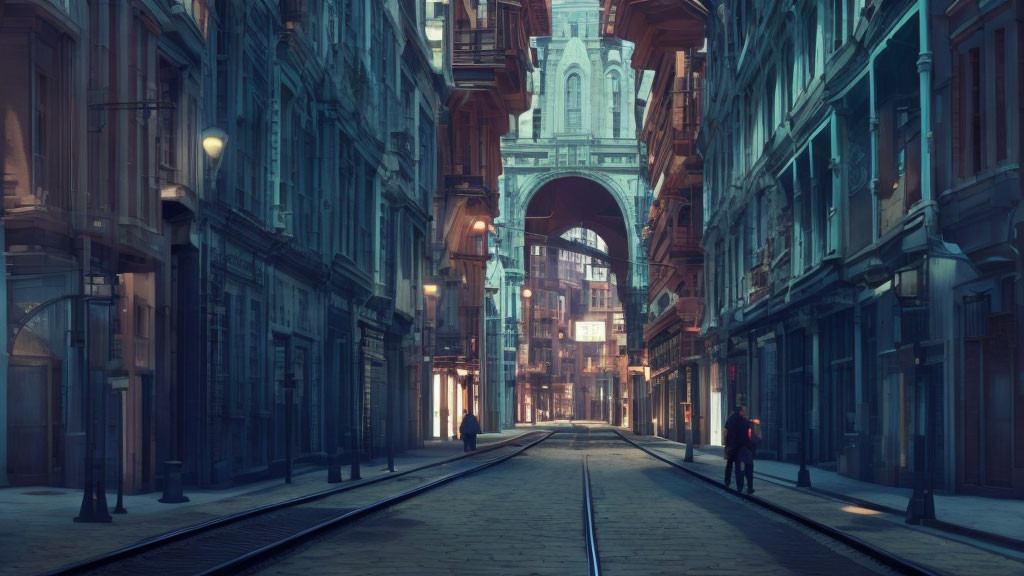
[158,64,179,170]
[804,8,817,87]
[831,0,844,53]
[994,28,1007,162]
[609,73,622,138]
[970,46,982,173]
[566,73,582,132]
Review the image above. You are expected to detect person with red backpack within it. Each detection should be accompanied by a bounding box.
[723,405,755,494]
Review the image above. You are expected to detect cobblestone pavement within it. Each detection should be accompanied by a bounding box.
[0,432,525,576]
[250,432,589,576]
[619,429,1024,576]
[246,429,920,576]
[583,429,893,576]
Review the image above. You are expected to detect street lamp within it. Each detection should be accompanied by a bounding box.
[422,283,439,441]
[522,287,536,424]
[201,127,229,161]
[74,271,117,524]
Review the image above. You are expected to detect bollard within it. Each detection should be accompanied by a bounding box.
[349,427,361,480]
[159,461,190,503]
[327,448,343,483]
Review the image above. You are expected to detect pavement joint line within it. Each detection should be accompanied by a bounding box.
[195,431,557,576]
[612,429,941,576]
[43,431,539,576]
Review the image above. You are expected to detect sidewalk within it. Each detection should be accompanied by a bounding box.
[623,431,1024,554]
[0,430,527,576]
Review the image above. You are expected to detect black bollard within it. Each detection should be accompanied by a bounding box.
[349,427,361,480]
[328,448,342,483]
[159,461,190,503]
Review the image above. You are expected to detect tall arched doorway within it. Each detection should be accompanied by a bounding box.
[511,176,648,428]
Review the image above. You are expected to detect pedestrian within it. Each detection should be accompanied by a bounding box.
[459,409,481,452]
[723,405,755,494]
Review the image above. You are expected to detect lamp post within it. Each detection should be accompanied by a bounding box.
[522,287,535,424]
[111,376,129,514]
[797,334,812,487]
[74,270,116,523]
[196,126,227,490]
[423,284,438,443]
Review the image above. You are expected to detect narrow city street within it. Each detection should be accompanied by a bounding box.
[236,427,1021,576]
[3,0,1024,574]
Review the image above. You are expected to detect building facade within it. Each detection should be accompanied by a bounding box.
[0,0,443,498]
[430,0,549,437]
[698,0,1023,497]
[500,0,649,430]
[600,0,708,441]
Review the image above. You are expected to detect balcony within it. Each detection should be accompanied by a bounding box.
[671,76,701,159]
[160,183,197,219]
[746,265,770,305]
[677,297,703,333]
[670,227,701,256]
[453,25,504,67]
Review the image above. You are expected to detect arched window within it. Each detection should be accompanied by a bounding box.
[566,73,582,132]
[609,72,622,138]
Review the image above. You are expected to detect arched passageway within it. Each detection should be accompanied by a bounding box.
[513,177,647,428]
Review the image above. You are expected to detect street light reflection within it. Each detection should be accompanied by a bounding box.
[840,505,882,516]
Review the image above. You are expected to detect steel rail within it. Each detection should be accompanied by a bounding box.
[48,431,546,576]
[612,430,942,576]
[197,431,555,576]
[582,455,601,576]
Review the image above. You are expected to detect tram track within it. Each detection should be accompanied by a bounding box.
[46,431,553,576]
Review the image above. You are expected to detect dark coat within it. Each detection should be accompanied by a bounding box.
[459,414,481,435]
[724,412,751,454]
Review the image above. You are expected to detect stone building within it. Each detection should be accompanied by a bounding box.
[600,0,708,442]
[696,0,1024,497]
[931,0,1023,497]
[0,0,443,502]
[430,0,549,437]
[499,0,649,431]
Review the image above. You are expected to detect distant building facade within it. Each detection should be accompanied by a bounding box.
[500,0,648,429]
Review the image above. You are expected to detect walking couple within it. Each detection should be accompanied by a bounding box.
[724,405,756,494]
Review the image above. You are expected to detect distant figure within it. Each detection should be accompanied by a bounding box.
[459,410,481,452]
[723,405,755,494]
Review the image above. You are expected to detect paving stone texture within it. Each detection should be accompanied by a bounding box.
[0,432,524,576]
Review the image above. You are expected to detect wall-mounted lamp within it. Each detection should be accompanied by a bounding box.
[522,288,533,299]
[201,127,229,160]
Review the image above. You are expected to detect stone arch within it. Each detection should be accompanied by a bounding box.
[514,169,644,290]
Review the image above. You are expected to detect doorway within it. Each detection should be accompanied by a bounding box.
[8,360,59,486]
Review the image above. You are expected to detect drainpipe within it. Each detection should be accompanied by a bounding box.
[917,0,935,232]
